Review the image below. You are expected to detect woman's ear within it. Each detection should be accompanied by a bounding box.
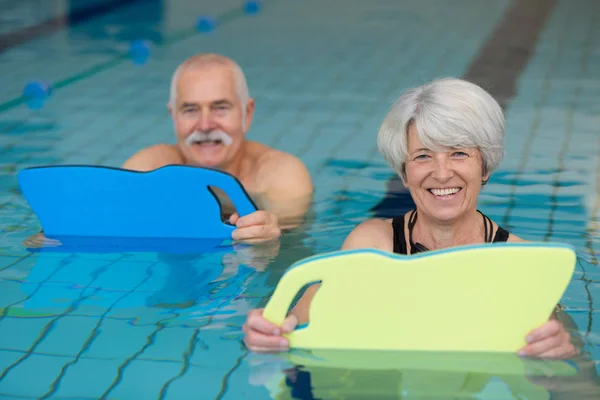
[400,166,408,187]
[482,170,490,185]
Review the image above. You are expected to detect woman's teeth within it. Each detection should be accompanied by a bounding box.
[429,188,460,196]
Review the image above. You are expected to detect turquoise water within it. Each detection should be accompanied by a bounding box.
[1,0,599,398]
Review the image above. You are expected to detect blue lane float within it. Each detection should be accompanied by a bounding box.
[129,39,151,65]
[22,80,52,110]
[17,165,258,253]
[243,0,262,15]
[196,16,217,33]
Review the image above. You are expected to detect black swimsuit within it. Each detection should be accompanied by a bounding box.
[392,210,510,255]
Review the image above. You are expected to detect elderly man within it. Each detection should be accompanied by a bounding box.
[24,54,313,248]
[122,53,313,242]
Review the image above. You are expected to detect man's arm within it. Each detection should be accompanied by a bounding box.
[121,144,182,171]
[259,153,314,230]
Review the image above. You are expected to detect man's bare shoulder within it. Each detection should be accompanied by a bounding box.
[252,143,313,192]
[243,142,313,226]
[122,144,184,171]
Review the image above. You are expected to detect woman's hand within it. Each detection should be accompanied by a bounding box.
[242,308,297,353]
[518,319,577,359]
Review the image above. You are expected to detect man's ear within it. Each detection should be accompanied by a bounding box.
[243,98,256,133]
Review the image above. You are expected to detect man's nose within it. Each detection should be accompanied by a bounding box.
[195,111,216,132]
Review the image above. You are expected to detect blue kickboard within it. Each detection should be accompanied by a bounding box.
[18,165,258,241]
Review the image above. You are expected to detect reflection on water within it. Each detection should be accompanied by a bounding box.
[7,249,250,322]
[246,347,600,399]
[0,220,321,397]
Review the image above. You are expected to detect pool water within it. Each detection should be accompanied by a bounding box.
[0,0,599,398]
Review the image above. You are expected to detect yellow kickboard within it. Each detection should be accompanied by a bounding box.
[263,242,576,353]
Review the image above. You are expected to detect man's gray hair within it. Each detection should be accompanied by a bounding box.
[377,77,505,180]
[168,53,250,113]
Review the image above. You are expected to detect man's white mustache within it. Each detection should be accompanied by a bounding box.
[185,131,233,147]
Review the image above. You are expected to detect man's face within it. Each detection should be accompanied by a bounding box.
[170,65,254,168]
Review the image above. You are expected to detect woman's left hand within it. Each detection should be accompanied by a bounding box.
[518,319,577,359]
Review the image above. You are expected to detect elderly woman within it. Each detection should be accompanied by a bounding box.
[243,78,577,359]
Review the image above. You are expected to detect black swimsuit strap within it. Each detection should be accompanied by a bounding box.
[480,210,494,243]
[407,210,495,254]
[408,210,428,254]
[392,216,407,254]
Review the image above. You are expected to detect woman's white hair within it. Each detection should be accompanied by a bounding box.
[168,53,250,115]
[377,77,505,181]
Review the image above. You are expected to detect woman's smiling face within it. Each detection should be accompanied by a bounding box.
[402,123,489,223]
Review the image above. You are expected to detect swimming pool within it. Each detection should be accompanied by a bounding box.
[0,0,599,398]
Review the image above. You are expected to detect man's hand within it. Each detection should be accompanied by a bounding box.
[229,211,281,243]
[221,241,281,271]
[22,232,61,249]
